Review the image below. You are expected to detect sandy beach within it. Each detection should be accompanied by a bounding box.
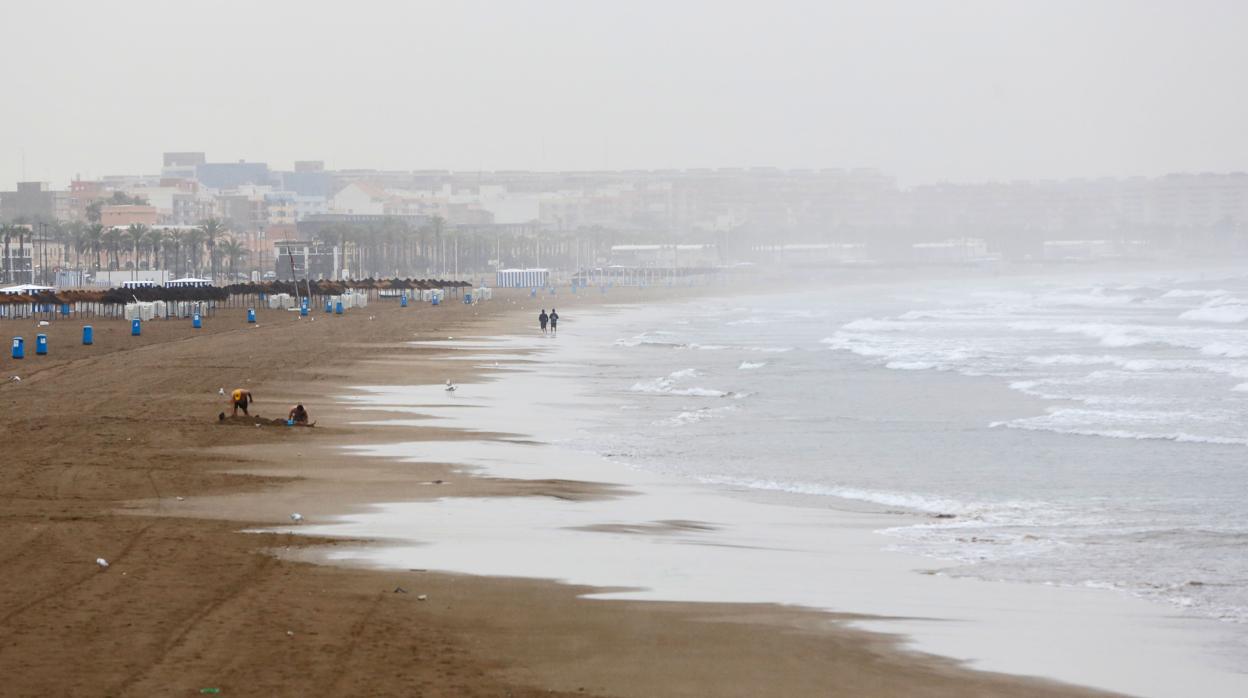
[0,288,1123,697]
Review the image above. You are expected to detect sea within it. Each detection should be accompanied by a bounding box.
[560,265,1248,628]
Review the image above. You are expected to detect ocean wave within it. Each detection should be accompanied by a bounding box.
[886,360,940,370]
[1162,289,1231,299]
[629,369,732,398]
[738,361,767,370]
[990,420,1248,446]
[613,337,729,351]
[697,475,977,514]
[1025,354,1125,366]
[1180,304,1248,324]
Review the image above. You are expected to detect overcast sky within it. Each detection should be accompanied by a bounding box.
[2,0,1245,189]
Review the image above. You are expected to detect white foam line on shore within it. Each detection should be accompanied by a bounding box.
[277,316,1247,698]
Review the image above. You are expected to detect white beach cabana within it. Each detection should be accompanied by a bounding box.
[0,284,56,295]
[165,277,214,288]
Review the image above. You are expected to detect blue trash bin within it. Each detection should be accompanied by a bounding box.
[131,319,141,336]
[325,299,332,313]
[400,294,408,307]
[335,301,344,315]
[464,293,472,304]
[11,336,24,359]
[431,295,440,306]
[60,303,70,317]
[299,304,308,317]
[193,313,202,329]
[83,325,93,345]
[530,288,537,298]
[35,334,47,355]
[247,308,256,323]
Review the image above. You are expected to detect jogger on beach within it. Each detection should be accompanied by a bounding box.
[539,309,549,334]
[549,309,559,335]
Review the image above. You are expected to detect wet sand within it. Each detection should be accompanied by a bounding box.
[0,289,1112,697]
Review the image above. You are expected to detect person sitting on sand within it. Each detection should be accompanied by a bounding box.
[539,309,549,334]
[231,388,254,417]
[549,308,559,335]
[288,403,309,425]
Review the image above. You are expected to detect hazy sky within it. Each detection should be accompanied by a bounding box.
[2,0,1246,189]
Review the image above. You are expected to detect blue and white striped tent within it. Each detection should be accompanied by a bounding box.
[495,268,548,288]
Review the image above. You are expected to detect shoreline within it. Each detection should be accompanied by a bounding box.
[262,306,1242,698]
[0,282,1213,696]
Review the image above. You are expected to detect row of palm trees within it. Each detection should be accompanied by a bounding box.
[9,218,248,281]
[310,217,625,279]
[9,213,667,284]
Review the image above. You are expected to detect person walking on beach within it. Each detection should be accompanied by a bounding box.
[539,309,549,335]
[231,388,254,417]
[549,308,559,335]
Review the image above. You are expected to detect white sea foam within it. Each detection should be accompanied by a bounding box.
[629,370,731,398]
[1180,304,1248,324]
[990,419,1248,446]
[886,360,940,370]
[738,361,767,370]
[1163,289,1231,299]
[1025,354,1125,366]
[698,474,976,514]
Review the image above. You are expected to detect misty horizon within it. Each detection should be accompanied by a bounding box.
[5,0,1247,189]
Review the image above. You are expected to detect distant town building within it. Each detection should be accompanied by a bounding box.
[609,244,718,267]
[100,204,159,228]
[274,239,341,281]
[1,182,59,223]
[196,160,271,190]
[912,238,994,264]
[0,241,34,285]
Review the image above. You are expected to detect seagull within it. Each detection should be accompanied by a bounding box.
[10,376,20,383]
[444,380,456,392]
[96,558,109,570]
[290,512,303,522]
[218,387,225,396]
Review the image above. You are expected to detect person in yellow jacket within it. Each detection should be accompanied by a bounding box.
[231,388,254,417]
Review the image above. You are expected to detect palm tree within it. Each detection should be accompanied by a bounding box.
[220,237,247,280]
[124,224,148,273]
[197,218,227,281]
[101,227,124,270]
[166,230,186,277]
[85,223,105,271]
[145,228,165,271]
[186,227,207,277]
[430,215,446,274]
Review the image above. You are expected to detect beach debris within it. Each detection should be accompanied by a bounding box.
[176,496,185,501]
[9,376,19,383]
[95,558,109,570]
[200,689,221,695]
[393,586,408,594]
[290,513,303,522]
[37,320,49,327]
[286,630,295,637]
[416,594,428,601]
[433,479,445,485]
